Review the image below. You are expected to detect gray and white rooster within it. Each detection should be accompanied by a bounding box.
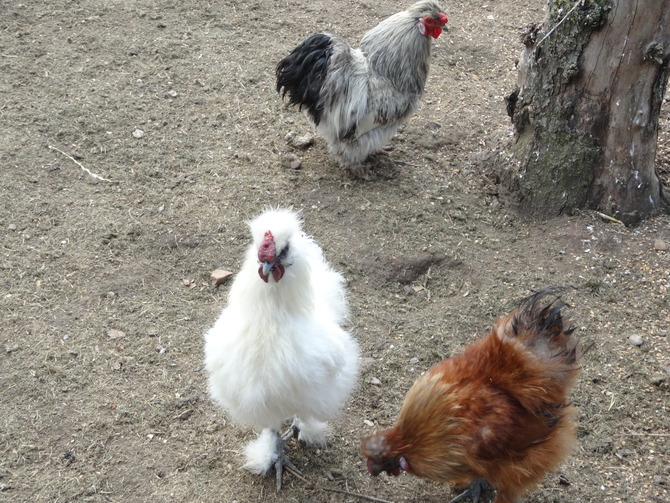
[276,0,448,178]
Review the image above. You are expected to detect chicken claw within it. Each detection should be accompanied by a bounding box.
[274,444,302,492]
[269,428,304,491]
[449,478,493,503]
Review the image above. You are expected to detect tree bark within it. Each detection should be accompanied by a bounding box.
[508,0,670,225]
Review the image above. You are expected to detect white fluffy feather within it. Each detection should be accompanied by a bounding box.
[204,208,359,473]
[243,429,280,475]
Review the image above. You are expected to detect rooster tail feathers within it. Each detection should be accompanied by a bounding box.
[489,286,580,417]
[276,34,333,126]
[509,286,578,365]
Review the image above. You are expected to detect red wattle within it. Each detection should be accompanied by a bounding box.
[271,264,285,282]
[258,266,269,283]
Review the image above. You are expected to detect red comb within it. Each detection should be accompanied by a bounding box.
[258,231,276,263]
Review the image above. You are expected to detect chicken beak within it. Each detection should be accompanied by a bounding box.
[261,262,274,276]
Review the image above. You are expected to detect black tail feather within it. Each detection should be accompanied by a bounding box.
[514,286,578,364]
[276,34,333,126]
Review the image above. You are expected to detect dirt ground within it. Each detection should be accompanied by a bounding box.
[1,1,669,502]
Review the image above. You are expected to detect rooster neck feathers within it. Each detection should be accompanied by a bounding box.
[360,5,436,94]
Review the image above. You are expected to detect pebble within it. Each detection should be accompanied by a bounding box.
[558,474,571,485]
[366,376,382,387]
[650,374,666,386]
[628,334,643,346]
[654,239,668,251]
[285,131,315,149]
[7,224,16,231]
[409,357,420,365]
[290,158,302,170]
[327,469,343,481]
[210,269,233,286]
[108,329,126,339]
[616,448,635,458]
[132,128,144,138]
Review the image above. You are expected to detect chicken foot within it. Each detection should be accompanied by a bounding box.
[273,428,302,492]
[448,478,493,503]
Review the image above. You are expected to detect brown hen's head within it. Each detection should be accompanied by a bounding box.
[360,432,410,477]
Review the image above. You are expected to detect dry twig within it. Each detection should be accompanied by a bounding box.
[614,432,670,437]
[283,465,315,489]
[595,211,625,225]
[322,486,393,503]
[48,145,112,182]
[535,0,585,48]
[284,466,393,503]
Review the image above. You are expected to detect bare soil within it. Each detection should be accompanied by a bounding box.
[1,1,668,502]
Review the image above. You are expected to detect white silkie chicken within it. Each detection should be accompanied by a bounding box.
[276,0,448,178]
[204,208,359,490]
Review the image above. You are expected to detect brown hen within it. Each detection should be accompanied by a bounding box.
[361,287,580,503]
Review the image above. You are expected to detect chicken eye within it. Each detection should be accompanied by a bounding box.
[278,245,289,260]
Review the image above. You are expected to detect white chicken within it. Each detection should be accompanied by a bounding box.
[204,208,359,490]
[276,0,448,178]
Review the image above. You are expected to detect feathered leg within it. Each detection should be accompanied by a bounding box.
[243,428,302,491]
[294,417,331,446]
